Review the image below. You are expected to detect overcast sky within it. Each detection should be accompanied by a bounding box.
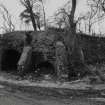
[0,0,104,34]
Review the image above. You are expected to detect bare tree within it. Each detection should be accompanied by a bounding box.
[0,4,15,33]
[20,0,37,31]
[54,8,70,29]
[20,0,47,31]
[64,0,77,63]
[90,0,105,13]
[87,0,105,28]
[85,6,98,34]
[54,0,85,65]
[38,0,46,30]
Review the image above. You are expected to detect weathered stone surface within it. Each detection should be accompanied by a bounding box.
[55,41,68,80]
[17,46,32,72]
[1,30,105,78]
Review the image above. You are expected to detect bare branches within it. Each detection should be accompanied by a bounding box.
[54,0,78,31]
[54,8,70,29]
[88,0,105,21]
[39,0,46,30]
[20,0,37,31]
[20,0,46,31]
[86,0,105,34]
[0,4,15,33]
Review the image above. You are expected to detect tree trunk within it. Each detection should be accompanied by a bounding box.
[88,19,91,34]
[27,0,37,31]
[30,9,37,31]
[63,0,87,80]
[41,1,46,30]
[66,0,85,64]
[64,0,77,64]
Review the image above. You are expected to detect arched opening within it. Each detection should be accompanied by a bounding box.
[28,51,45,72]
[31,51,45,67]
[36,61,55,75]
[1,49,21,71]
[30,51,55,75]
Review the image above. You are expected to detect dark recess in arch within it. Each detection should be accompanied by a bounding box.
[30,51,55,75]
[1,49,21,71]
[36,61,55,75]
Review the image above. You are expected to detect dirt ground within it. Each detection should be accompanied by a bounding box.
[0,84,105,105]
[0,71,105,105]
